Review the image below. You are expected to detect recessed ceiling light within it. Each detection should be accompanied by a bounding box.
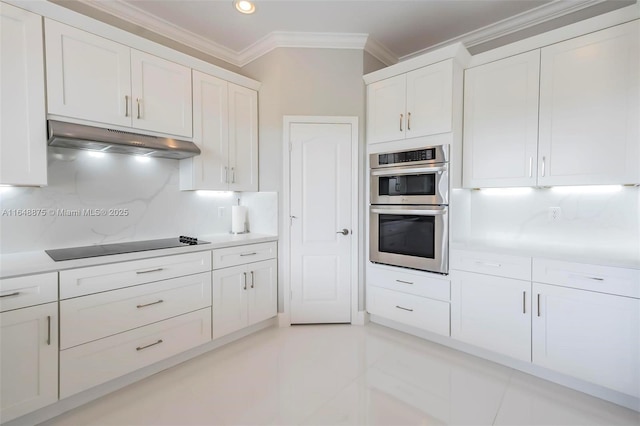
[234,0,256,14]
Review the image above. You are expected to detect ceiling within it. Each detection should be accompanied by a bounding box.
[82,0,635,66]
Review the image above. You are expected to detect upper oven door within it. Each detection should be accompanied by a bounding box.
[370,164,449,205]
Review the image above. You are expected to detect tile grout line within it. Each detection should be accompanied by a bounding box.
[492,368,516,426]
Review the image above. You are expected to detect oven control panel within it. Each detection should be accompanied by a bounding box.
[370,145,448,169]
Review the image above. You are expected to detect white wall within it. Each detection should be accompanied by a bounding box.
[0,148,277,254]
[242,47,370,312]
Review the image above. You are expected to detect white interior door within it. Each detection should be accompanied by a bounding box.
[289,122,354,324]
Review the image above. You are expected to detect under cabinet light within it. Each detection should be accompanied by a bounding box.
[196,191,234,197]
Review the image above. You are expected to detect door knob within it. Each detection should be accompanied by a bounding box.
[337,228,350,236]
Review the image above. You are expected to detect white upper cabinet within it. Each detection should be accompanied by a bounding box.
[228,83,258,192]
[0,3,47,186]
[181,72,257,191]
[463,51,540,188]
[538,20,639,186]
[367,60,453,144]
[130,49,193,137]
[463,21,639,188]
[45,19,192,138]
[45,19,131,128]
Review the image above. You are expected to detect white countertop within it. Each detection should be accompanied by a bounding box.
[0,233,278,279]
[451,240,640,270]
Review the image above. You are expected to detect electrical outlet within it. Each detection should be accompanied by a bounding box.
[218,207,225,218]
[548,207,562,222]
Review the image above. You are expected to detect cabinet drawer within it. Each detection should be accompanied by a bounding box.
[533,258,640,298]
[212,242,276,270]
[450,249,531,281]
[367,266,450,301]
[60,307,211,398]
[367,286,450,336]
[0,273,57,312]
[60,251,212,299]
[60,272,211,349]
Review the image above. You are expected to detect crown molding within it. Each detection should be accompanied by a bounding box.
[237,32,371,66]
[400,0,606,61]
[79,0,610,68]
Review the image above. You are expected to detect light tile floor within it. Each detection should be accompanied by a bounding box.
[43,323,640,426]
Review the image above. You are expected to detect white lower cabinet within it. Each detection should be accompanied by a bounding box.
[533,282,640,398]
[0,303,58,423]
[451,271,531,362]
[212,258,277,339]
[60,308,211,398]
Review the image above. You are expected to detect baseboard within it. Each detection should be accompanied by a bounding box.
[351,310,369,325]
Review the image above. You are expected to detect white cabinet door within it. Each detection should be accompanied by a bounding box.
[247,259,277,325]
[406,60,453,138]
[366,74,406,144]
[228,83,258,191]
[45,19,131,127]
[181,71,228,190]
[538,20,640,186]
[463,51,540,188]
[212,264,248,339]
[0,4,47,186]
[451,271,531,362]
[533,283,640,397]
[0,303,58,423]
[131,50,192,137]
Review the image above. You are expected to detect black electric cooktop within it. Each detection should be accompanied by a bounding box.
[45,236,209,261]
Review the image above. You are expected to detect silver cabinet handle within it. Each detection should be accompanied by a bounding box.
[47,315,51,346]
[541,156,546,177]
[395,305,413,312]
[243,272,247,290]
[137,299,164,309]
[136,98,141,119]
[240,252,257,257]
[529,157,533,178]
[224,166,229,183]
[125,95,129,117]
[136,268,164,275]
[250,271,254,289]
[399,113,404,132]
[0,291,20,298]
[231,167,235,183]
[569,273,604,282]
[337,229,349,236]
[136,339,163,351]
[395,280,413,285]
[523,291,526,314]
[537,293,541,317]
[407,112,411,131]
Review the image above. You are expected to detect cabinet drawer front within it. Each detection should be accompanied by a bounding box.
[0,273,57,312]
[60,307,211,398]
[450,249,531,280]
[367,286,450,336]
[533,259,640,298]
[367,266,450,301]
[60,251,212,299]
[212,242,276,270]
[60,272,212,349]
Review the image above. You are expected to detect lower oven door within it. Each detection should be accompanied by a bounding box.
[370,205,448,274]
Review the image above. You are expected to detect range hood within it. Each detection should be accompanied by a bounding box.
[47,120,200,159]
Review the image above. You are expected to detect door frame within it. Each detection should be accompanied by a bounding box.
[281,116,359,326]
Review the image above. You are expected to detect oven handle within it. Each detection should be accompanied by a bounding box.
[370,165,447,176]
[370,208,447,216]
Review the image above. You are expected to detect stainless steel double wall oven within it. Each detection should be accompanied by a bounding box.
[369,145,449,274]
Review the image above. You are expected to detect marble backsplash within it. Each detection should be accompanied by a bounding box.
[451,186,640,260]
[0,147,277,254]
